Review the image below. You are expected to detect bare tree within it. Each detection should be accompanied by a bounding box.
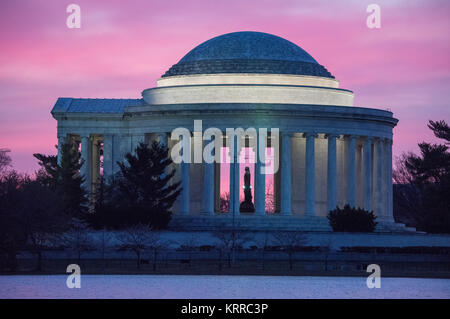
[17,179,67,271]
[150,238,170,271]
[28,231,61,272]
[219,192,230,213]
[0,148,12,175]
[178,235,198,268]
[265,180,275,213]
[393,153,416,184]
[254,231,270,271]
[94,228,113,272]
[320,238,332,272]
[214,229,249,268]
[60,218,93,262]
[214,230,232,268]
[118,224,160,269]
[393,153,423,226]
[272,231,307,271]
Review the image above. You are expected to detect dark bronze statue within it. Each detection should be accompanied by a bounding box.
[240,166,255,213]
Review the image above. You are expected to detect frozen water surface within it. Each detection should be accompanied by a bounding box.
[0,275,449,299]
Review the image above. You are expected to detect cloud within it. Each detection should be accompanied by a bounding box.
[0,0,449,172]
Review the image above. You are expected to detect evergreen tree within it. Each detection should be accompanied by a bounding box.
[34,141,87,218]
[18,179,67,271]
[95,141,181,229]
[0,171,28,271]
[394,120,450,233]
[327,205,377,232]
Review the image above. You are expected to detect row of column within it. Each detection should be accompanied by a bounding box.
[319,134,392,220]
[194,132,393,220]
[58,131,394,220]
[58,134,101,193]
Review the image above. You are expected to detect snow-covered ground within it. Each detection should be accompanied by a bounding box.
[0,275,449,299]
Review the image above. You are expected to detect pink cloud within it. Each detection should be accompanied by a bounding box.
[0,0,449,173]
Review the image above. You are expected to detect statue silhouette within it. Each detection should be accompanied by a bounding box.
[240,166,255,213]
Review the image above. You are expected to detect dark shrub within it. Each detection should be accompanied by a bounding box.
[327,204,377,232]
[88,202,172,230]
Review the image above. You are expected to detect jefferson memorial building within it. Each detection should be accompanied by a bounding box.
[52,31,409,232]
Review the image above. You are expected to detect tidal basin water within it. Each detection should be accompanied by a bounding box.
[0,275,449,299]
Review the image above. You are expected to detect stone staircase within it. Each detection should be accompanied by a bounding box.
[168,214,417,233]
[375,220,417,233]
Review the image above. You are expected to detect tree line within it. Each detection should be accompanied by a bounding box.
[393,120,450,233]
[0,119,449,270]
[0,141,180,270]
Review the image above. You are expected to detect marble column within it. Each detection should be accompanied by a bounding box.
[158,132,168,148]
[80,134,91,192]
[375,138,384,218]
[386,139,394,221]
[326,134,338,212]
[91,137,101,186]
[305,132,317,216]
[119,134,132,161]
[202,161,215,215]
[131,134,146,153]
[57,135,66,165]
[158,132,168,178]
[356,144,363,207]
[231,135,241,214]
[102,134,113,180]
[202,137,215,215]
[280,132,292,215]
[180,134,190,216]
[346,135,357,207]
[112,134,123,174]
[229,136,235,215]
[363,137,373,211]
[255,132,266,215]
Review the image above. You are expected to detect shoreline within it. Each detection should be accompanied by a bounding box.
[3,258,450,279]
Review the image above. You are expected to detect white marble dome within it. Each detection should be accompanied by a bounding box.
[142,31,353,106]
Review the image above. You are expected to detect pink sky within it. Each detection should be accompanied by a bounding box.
[219,146,275,210]
[0,0,449,173]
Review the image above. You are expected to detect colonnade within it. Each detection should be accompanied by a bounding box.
[57,131,394,221]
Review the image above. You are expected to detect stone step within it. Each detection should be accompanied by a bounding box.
[169,216,418,233]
